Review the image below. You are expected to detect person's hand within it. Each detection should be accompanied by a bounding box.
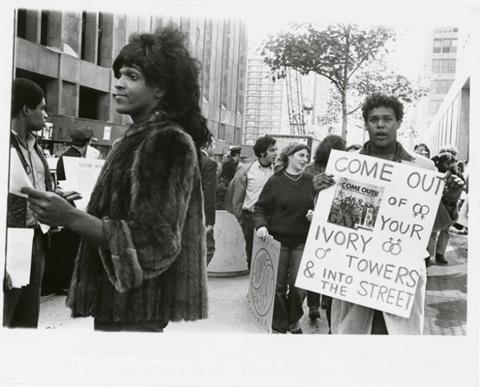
[313,173,335,192]
[442,171,464,203]
[21,187,78,227]
[306,209,314,222]
[206,225,214,233]
[256,226,269,240]
[55,188,83,202]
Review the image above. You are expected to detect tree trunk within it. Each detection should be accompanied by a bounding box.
[341,92,348,139]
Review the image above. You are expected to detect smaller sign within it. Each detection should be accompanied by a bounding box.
[60,157,105,211]
[247,234,281,333]
[103,125,112,141]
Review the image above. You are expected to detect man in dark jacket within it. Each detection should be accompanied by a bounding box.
[4,78,53,327]
[43,128,97,295]
[199,149,217,265]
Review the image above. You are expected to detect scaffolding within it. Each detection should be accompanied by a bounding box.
[285,68,306,135]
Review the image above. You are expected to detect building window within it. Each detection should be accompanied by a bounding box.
[16,9,27,38]
[433,39,442,53]
[40,11,49,46]
[218,123,226,140]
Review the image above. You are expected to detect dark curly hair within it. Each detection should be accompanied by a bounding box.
[361,93,404,122]
[11,78,45,117]
[314,135,346,167]
[253,135,276,158]
[113,27,212,149]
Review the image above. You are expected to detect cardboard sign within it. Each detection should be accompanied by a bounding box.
[247,234,281,333]
[59,157,105,211]
[296,150,444,318]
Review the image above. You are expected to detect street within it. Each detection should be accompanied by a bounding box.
[38,228,468,335]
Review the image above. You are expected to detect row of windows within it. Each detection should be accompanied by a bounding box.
[432,59,456,74]
[433,38,457,53]
[431,79,454,94]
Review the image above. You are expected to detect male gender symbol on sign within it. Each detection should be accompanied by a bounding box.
[250,248,276,317]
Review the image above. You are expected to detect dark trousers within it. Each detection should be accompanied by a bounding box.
[94,319,168,332]
[307,291,320,308]
[273,243,307,332]
[239,210,255,269]
[371,309,388,334]
[3,229,46,328]
[206,228,215,266]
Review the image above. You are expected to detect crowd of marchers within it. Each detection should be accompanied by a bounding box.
[5,25,465,335]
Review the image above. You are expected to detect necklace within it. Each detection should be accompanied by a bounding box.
[283,170,304,182]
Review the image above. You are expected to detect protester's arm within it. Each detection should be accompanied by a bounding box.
[252,178,275,238]
[432,171,464,231]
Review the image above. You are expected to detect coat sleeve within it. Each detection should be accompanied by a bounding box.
[98,126,200,292]
[252,177,275,230]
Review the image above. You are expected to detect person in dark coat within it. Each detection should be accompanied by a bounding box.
[43,128,98,295]
[199,148,217,265]
[304,134,346,331]
[22,27,212,332]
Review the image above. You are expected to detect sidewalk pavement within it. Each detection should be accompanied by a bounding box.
[38,229,467,335]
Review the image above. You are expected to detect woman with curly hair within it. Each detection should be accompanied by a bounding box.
[22,27,211,331]
[254,142,315,333]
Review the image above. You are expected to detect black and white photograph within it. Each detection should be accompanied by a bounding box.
[0,0,478,386]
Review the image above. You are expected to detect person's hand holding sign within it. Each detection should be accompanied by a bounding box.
[21,187,77,227]
[313,173,335,192]
[442,170,464,203]
[256,226,269,241]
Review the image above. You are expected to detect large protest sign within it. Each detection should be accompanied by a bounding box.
[296,150,445,318]
[247,234,281,333]
[59,157,105,211]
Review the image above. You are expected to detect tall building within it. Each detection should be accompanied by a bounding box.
[423,26,471,161]
[13,9,248,155]
[415,27,459,133]
[243,49,284,145]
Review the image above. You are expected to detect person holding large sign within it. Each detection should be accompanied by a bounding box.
[22,27,211,332]
[254,143,315,334]
[309,93,464,334]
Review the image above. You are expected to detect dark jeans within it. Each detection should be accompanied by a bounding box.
[206,228,215,265]
[3,228,46,328]
[307,291,320,309]
[273,243,307,332]
[239,210,255,269]
[94,319,169,332]
[371,309,388,334]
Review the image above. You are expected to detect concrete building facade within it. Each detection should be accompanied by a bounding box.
[13,9,248,154]
[415,27,459,134]
[424,26,471,161]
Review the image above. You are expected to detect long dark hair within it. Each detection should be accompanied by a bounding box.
[113,27,212,149]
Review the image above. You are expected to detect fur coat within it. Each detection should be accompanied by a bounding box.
[66,114,208,323]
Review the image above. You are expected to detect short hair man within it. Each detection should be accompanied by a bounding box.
[4,78,53,327]
[314,93,463,334]
[225,135,278,270]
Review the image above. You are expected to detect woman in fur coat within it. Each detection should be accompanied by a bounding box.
[22,28,211,331]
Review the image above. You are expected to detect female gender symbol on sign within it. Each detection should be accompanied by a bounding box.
[412,203,430,219]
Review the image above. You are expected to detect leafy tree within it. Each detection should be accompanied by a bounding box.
[261,23,396,138]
